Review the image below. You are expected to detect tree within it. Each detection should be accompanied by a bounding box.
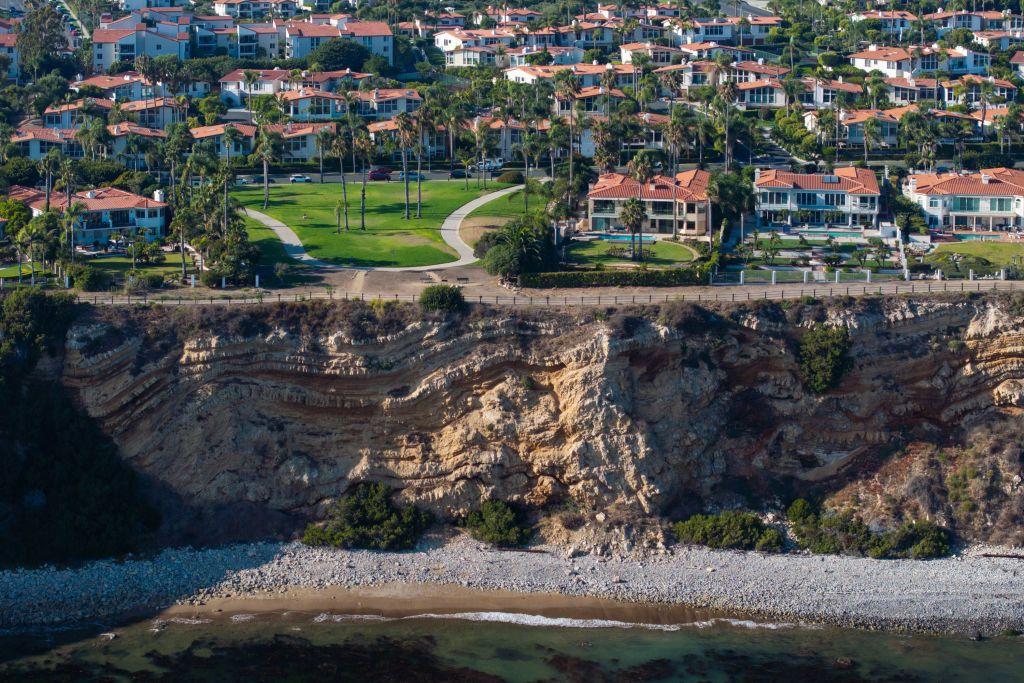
[394,112,416,220]
[626,154,654,260]
[355,130,374,230]
[330,131,349,232]
[17,4,67,80]
[308,38,370,70]
[618,197,646,263]
[862,116,881,164]
[37,151,61,212]
[554,71,581,207]
[252,128,283,210]
[242,70,260,110]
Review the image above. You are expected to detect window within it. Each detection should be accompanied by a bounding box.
[928,197,939,208]
[823,193,845,206]
[990,197,1012,212]
[796,192,817,205]
[951,197,981,212]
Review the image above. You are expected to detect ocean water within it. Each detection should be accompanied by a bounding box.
[2,610,1022,682]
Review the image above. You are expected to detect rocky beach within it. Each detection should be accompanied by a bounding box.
[2,534,1023,636]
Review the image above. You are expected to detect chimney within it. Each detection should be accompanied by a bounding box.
[757,57,763,64]
[908,176,917,191]
[86,190,95,199]
[754,167,761,181]
[981,173,990,184]
[868,43,878,51]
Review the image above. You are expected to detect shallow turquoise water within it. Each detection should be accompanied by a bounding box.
[2,611,1022,682]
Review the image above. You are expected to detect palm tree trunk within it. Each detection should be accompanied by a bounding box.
[416,147,423,219]
[262,158,270,210]
[340,157,349,232]
[401,149,410,219]
[319,148,324,183]
[360,165,367,230]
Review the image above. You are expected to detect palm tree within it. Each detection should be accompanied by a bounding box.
[61,201,85,265]
[316,128,333,184]
[862,116,881,164]
[394,112,417,220]
[334,199,344,233]
[243,70,261,110]
[619,198,646,263]
[554,71,581,205]
[355,130,374,231]
[330,131,349,232]
[253,128,282,210]
[626,154,654,261]
[38,151,61,211]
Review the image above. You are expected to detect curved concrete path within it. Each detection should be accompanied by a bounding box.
[244,184,523,273]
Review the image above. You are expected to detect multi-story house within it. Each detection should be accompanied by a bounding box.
[849,44,989,78]
[42,99,114,128]
[506,45,584,66]
[219,68,291,106]
[72,72,150,102]
[284,21,344,59]
[349,88,422,119]
[803,109,900,148]
[619,42,684,65]
[444,45,507,67]
[0,33,18,81]
[234,24,281,59]
[119,98,180,129]
[903,168,1024,230]
[754,167,881,228]
[265,122,337,162]
[883,77,939,104]
[850,10,918,36]
[190,123,257,158]
[676,41,753,61]
[1013,50,1024,78]
[670,15,782,45]
[212,0,298,19]
[106,123,168,170]
[91,26,190,72]
[279,89,346,121]
[555,85,627,117]
[434,28,516,53]
[473,6,541,24]
[736,77,862,110]
[940,74,1017,105]
[923,9,1024,35]
[586,170,712,238]
[9,185,167,246]
[368,116,446,159]
[12,126,84,159]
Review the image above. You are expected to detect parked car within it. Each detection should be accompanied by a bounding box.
[397,171,425,181]
[289,174,312,183]
[448,168,468,179]
[236,175,254,185]
[471,157,504,172]
[368,168,392,181]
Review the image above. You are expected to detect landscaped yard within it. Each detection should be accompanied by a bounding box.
[461,188,527,248]
[566,239,697,268]
[234,181,509,268]
[931,241,1024,266]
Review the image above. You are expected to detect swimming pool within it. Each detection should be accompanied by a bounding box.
[590,233,657,243]
[799,230,864,239]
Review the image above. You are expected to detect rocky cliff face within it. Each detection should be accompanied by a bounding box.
[59,295,1024,547]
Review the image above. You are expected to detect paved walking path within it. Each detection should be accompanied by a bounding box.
[243,184,523,273]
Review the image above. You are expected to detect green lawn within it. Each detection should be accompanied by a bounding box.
[83,255,182,278]
[233,181,509,268]
[243,216,320,287]
[931,241,1024,267]
[0,263,51,279]
[567,239,696,268]
[467,189,526,218]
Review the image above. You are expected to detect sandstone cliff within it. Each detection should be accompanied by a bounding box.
[58,295,1024,548]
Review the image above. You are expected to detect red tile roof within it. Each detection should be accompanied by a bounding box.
[9,185,167,212]
[587,171,710,201]
[755,167,880,195]
[106,123,167,138]
[907,168,1024,196]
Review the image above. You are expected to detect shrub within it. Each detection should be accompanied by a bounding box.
[144,273,164,289]
[302,482,432,551]
[520,267,703,288]
[419,284,465,312]
[870,520,951,559]
[496,170,524,184]
[200,270,222,288]
[798,324,851,393]
[463,499,530,547]
[70,264,111,292]
[473,230,502,259]
[672,511,783,552]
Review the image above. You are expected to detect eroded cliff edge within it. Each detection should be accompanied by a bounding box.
[59,294,1024,549]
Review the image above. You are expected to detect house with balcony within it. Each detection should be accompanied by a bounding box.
[350,88,422,120]
[91,26,190,73]
[849,44,989,79]
[219,68,291,107]
[1013,51,1024,78]
[8,185,167,247]
[72,72,150,102]
[940,75,1017,105]
[119,98,180,129]
[903,168,1024,230]
[850,10,918,35]
[106,123,168,170]
[368,116,446,159]
[235,24,281,59]
[212,0,298,19]
[883,77,939,104]
[279,89,346,121]
[754,167,881,228]
[673,15,782,45]
[923,9,1024,35]
[265,122,337,162]
[337,20,393,64]
[804,109,900,148]
[0,33,19,81]
[555,85,628,117]
[506,45,584,66]
[11,126,84,160]
[586,170,712,239]
[42,99,114,129]
[619,42,684,65]
[189,122,257,158]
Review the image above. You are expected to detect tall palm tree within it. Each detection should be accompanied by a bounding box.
[243,70,261,110]
[863,115,881,164]
[626,154,654,261]
[38,151,61,212]
[554,71,581,205]
[330,131,349,232]
[253,128,282,210]
[316,128,333,184]
[355,130,374,231]
[394,112,417,220]
[619,198,645,263]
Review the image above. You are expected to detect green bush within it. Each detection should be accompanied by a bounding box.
[200,270,223,288]
[787,499,951,559]
[463,499,530,547]
[70,265,111,292]
[798,324,851,393]
[419,284,465,312]
[520,267,703,288]
[672,510,783,552]
[496,170,524,184]
[473,230,502,259]
[143,273,164,290]
[302,482,432,551]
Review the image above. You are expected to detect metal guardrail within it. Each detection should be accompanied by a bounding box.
[57,280,1024,307]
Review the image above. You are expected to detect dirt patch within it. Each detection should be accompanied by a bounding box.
[460,216,510,248]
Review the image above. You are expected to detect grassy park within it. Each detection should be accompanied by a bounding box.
[930,241,1024,266]
[234,181,509,268]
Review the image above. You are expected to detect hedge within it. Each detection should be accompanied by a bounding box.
[520,267,704,288]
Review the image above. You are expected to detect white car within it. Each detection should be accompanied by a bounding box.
[236,175,254,185]
[472,158,504,172]
[289,174,312,183]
